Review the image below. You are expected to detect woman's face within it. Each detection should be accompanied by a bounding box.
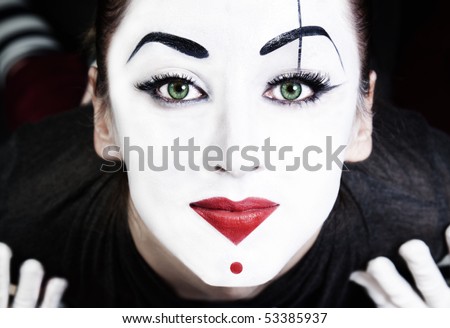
[105,0,365,288]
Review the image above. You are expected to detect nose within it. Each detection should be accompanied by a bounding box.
[211,91,263,178]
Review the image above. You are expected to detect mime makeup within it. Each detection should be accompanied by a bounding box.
[190,197,279,245]
[290,0,343,70]
[260,27,344,70]
[128,32,209,62]
[106,0,363,296]
[296,0,303,67]
[230,262,243,275]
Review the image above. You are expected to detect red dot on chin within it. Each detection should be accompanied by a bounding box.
[230,262,243,274]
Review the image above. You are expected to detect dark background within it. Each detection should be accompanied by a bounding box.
[1,0,449,141]
[369,0,450,134]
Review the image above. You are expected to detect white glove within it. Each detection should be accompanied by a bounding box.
[0,243,68,308]
[350,226,450,308]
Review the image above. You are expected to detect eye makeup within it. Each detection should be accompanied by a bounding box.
[136,72,208,105]
[135,70,337,108]
[263,71,337,106]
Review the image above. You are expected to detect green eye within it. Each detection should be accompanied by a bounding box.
[280,82,303,101]
[168,81,190,100]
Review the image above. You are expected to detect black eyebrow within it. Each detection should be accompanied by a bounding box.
[260,26,344,69]
[127,32,209,62]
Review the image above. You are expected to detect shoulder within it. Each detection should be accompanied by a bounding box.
[342,101,450,260]
[0,106,114,273]
[0,106,103,212]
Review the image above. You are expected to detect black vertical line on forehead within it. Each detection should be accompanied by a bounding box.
[297,0,303,68]
[260,26,345,71]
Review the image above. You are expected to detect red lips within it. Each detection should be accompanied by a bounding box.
[190,197,279,245]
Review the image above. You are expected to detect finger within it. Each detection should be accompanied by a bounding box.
[9,284,17,296]
[446,226,450,254]
[40,278,68,308]
[350,271,396,308]
[367,257,427,308]
[399,240,450,307]
[438,254,450,267]
[12,259,44,308]
[0,243,12,308]
[440,227,450,266]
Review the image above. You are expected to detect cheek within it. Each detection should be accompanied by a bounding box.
[258,89,359,158]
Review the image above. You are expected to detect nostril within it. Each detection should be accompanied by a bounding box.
[214,165,228,172]
[214,165,261,174]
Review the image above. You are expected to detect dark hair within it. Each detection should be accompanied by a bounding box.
[350,0,372,95]
[92,0,372,100]
[94,0,131,101]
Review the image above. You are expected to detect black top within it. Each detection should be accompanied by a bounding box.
[0,101,449,307]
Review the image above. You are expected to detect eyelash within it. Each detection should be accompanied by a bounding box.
[135,73,208,105]
[135,71,335,106]
[265,71,335,105]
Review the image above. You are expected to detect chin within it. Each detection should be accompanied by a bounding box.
[196,265,279,289]
[185,278,272,302]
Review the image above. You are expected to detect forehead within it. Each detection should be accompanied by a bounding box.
[124,0,298,35]
[110,0,359,80]
[118,0,355,52]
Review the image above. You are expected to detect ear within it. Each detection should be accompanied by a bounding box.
[89,66,120,160]
[345,71,377,162]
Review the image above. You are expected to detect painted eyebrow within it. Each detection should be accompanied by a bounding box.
[127,32,209,62]
[260,26,344,69]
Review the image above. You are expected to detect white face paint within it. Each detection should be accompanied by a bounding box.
[107,0,361,288]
